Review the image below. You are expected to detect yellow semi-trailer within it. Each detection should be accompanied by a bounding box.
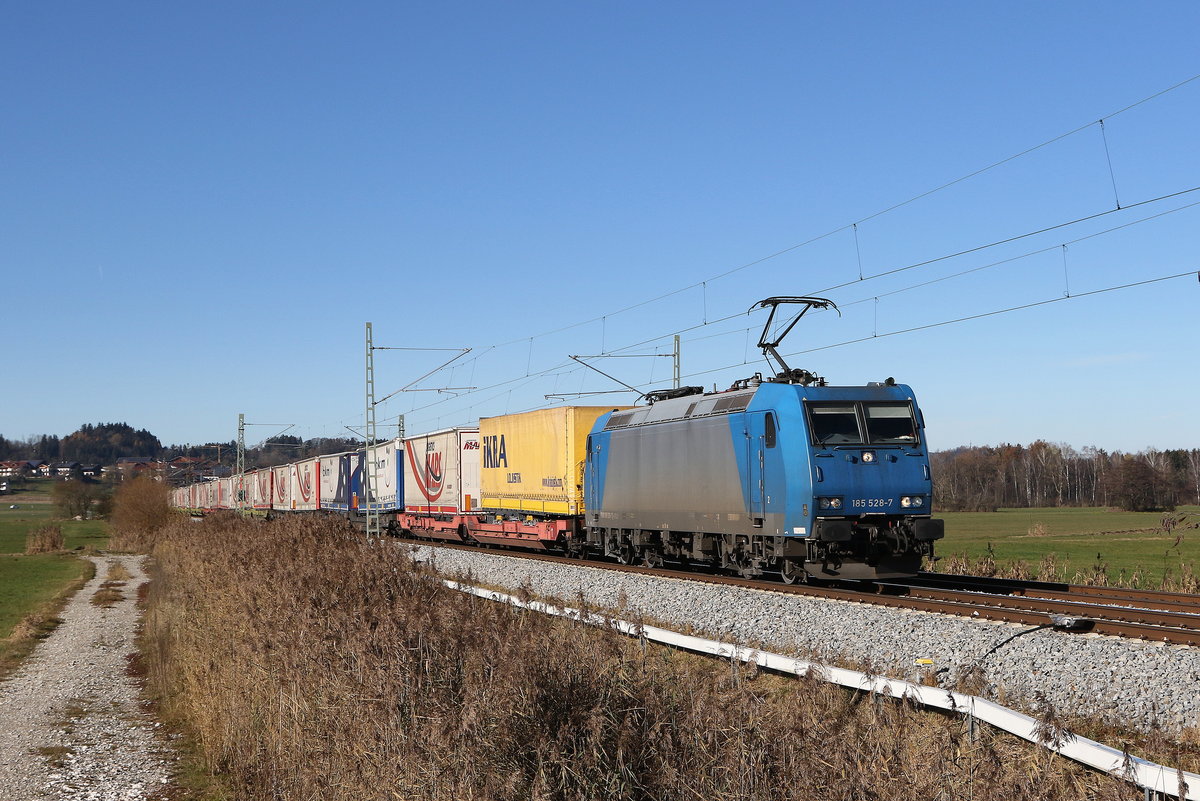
[471,406,631,550]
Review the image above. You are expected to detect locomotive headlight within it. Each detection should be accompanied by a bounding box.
[900,496,925,508]
[818,497,842,510]
[861,451,876,463]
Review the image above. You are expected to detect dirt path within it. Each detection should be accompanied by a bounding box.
[0,554,172,800]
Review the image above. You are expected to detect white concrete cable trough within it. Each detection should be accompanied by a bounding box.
[445,579,1200,800]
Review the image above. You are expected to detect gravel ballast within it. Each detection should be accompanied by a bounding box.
[413,544,1200,734]
[0,554,172,801]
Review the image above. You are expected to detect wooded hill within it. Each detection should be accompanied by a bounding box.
[0,424,357,471]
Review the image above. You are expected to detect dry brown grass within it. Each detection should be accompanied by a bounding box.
[25,524,65,554]
[137,515,1154,801]
[105,562,132,582]
[90,584,125,608]
[108,477,173,553]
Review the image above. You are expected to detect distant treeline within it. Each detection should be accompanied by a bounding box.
[168,434,362,469]
[932,442,1200,512]
[0,424,358,470]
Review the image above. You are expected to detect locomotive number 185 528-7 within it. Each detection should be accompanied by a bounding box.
[851,498,894,508]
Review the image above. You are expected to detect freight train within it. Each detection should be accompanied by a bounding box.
[174,378,944,582]
[174,298,945,581]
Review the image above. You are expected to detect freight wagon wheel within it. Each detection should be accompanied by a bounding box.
[779,560,803,585]
[615,543,635,565]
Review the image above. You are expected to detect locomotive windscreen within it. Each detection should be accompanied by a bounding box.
[864,403,919,444]
[807,401,919,446]
[808,403,863,444]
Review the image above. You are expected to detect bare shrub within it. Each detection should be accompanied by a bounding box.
[51,480,96,519]
[1072,554,1111,587]
[1028,521,1050,537]
[139,515,1142,801]
[997,559,1032,581]
[934,545,998,578]
[1162,562,1200,594]
[1037,552,1065,582]
[109,477,173,552]
[26,524,65,554]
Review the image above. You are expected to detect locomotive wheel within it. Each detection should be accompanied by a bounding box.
[779,560,803,585]
[640,549,664,569]
[615,543,635,565]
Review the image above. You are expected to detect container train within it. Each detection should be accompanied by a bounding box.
[173,297,945,582]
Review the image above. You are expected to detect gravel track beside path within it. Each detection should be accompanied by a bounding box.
[0,554,172,801]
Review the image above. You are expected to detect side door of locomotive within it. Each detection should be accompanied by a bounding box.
[744,411,783,526]
[744,412,766,523]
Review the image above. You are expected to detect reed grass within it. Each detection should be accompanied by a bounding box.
[138,515,1146,800]
[25,524,64,554]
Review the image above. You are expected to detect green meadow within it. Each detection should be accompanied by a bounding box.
[937,505,1200,586]
[0,479,106,668]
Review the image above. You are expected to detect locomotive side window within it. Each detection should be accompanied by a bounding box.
[807,403,863,445]
[864,403,919,444]
[764,413,776,448]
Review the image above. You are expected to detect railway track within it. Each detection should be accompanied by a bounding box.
[398,537,1200,646]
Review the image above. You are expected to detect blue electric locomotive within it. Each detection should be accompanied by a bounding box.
[583,297,944,581]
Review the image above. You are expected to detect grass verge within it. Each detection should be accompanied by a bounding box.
[0,554,95,679]
[936,506,1200,587]
[0,477,108,678]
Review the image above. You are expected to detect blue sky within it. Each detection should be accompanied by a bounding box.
[4,2,1198,453]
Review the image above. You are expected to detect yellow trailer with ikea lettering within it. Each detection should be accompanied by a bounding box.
[471,406,632,550]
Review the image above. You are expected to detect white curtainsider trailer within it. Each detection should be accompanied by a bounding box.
[272,465,291,510]
[397,427,480,541]
[290,457,320,511]
[250,469,272,510]
[364,439,402,512]
[402,427,480,514]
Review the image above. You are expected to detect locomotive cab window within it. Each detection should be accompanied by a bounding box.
[806,403,863,445]
[864,403,919,444]
[764,413,776,448]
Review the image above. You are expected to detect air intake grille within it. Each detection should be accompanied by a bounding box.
[603,411,637,430]
[712,394,752,413]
